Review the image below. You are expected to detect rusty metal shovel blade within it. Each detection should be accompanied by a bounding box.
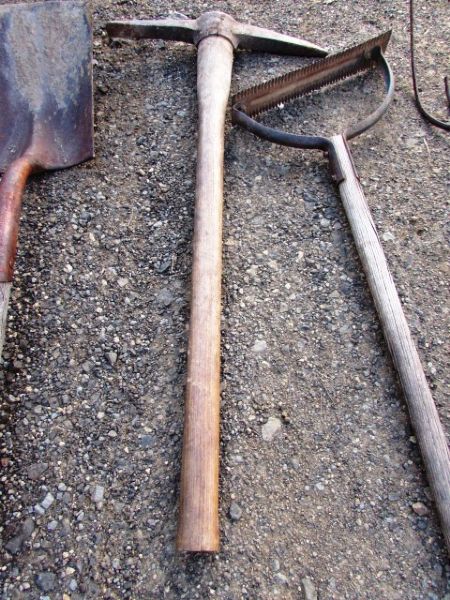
[0,0,93,357]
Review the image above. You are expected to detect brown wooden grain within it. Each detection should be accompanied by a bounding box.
[332,134,450,554]
[176,36,234,552]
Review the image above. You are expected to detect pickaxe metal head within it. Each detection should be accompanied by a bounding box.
[106,11,327,56]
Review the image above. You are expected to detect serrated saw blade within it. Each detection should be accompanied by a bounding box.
[233,31,391,117]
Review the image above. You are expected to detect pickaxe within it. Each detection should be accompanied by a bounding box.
[106,11,326,552]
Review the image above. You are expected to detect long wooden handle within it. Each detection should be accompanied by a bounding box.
[332,134,450,554]
[176,36,234,552]
[0,157,33,356]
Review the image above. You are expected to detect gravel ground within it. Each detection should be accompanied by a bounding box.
[1,1,449,598]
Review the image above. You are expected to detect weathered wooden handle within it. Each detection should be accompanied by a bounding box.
[0,158,32,357]
[176,36,234,552]
[332,134,450,553]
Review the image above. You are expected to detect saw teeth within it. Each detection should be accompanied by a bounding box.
[233,31,391,117]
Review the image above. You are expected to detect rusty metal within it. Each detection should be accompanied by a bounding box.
[232,32,393,181]
[106,11,327,57]
[410,0,450,131]
[0,0,93,355]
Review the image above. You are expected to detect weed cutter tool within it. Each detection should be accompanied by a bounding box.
[232,32,450,554]
[0,1,93,358]
[107,11,326,552]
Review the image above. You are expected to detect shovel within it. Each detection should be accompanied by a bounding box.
[0,0,93,357]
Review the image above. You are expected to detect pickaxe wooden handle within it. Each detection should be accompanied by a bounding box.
[107,11,326,552]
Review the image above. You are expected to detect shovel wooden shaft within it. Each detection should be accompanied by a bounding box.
[0,157,33,357]
[332,134,450,553]
[0,158,33,282]
[177,36,234,552]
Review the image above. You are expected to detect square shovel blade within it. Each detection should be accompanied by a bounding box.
[0,0,93,173]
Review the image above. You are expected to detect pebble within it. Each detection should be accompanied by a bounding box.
[156,288,174,307]
[118,277,129,288]
[275,573,289,585]
[262,417,282,441]
[301,576,318,600]
[27,462,49,481]
[320,218,330,228]
[252,339,267,354]
[69,579,78,591]
[381,231,395,242]
[41,493,55,510]
[139,434,156,448]
[5,518,35,554]
[412,502,429,516]
[35,572,57,593]
[47,520,58,531]
[106,351,118,366]
[92,485,105,505]
[229,502,243,521]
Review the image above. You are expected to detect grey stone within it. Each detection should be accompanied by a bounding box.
[139,434,156,448]
[301,577,317,600]
[41,493,55,510]
[156,288,174,307]
[26,462,49,481]
[229,502,242,521]
[106,351,118,366]
[35,572,57,593]
[92,485,105,504]
[252,339,267,354]
[411,501,429,516]
[69,579,78,591]
[262,417,282,441]
[275,573,289,585]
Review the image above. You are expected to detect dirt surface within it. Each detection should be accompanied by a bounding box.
[1,1,449,598]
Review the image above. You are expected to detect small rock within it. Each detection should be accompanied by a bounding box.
[64,264,73,274]
[320,218,330,228]
[252,339,267,354]
[41,492,55,510]
[262,417,282,441]
[68,579,78,591]
[5,518,35,554]
[139,434,156,448]
[275,573,289,585]
[229,502,242,521]
[381,231,395,242]
[156,288,174,307]
[91,485,105,504]
[412,502,429,516]
[34,504,46,516]
[35,572,57,593]
[106,351,118,366]
[47,520,58,531]
[27,462,49,481]
[156,259,172,273]
[117,277,128,288]
[301,576,317,600]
